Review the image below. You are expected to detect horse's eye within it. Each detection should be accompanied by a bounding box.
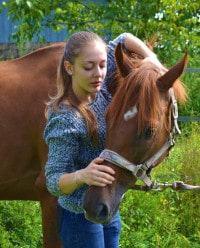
[144,126,155,139]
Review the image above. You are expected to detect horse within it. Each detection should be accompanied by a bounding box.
[83,43,188,224]
[0,41,187,246]
[0,43,65,248]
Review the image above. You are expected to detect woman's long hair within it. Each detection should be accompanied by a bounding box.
[45,31,107,143]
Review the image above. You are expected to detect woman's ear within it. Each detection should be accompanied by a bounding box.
[64,61,73,75]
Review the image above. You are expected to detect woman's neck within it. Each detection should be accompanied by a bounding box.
[72,86,96,105]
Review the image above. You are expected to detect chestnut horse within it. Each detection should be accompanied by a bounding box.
[0,43,65,248]
[0,41,187,246]
[83,43,188,224]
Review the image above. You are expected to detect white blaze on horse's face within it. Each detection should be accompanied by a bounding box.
[124,105,138,121]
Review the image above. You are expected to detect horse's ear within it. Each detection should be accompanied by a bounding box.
[115,43,133,78]
[156,52,188,91]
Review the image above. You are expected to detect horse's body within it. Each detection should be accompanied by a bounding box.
[83,43,188,224]
[0,43,65,247]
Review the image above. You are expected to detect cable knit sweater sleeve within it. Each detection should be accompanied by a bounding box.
[44,110,82,196]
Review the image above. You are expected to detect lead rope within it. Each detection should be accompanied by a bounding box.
[132,181,200,192]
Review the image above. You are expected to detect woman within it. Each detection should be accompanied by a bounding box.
[44,31,160,248]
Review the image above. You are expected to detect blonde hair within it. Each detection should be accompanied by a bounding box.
[45,31,107,143]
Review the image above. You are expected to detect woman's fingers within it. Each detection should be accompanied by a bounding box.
[92,164,115,186]
[82,157,116,186]
[93,157,115,174]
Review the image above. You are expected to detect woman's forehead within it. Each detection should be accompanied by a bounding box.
[78,42,107,63]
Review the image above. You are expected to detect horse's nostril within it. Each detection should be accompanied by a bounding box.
[97,203,109,219]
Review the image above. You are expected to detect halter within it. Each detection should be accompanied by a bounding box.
[100,88,180,188]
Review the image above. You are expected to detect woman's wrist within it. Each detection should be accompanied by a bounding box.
[73,170,83,187]
[125,33,157,59]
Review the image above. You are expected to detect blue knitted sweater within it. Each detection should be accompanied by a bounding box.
[44,33,127,213]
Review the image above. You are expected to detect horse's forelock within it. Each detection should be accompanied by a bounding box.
[129,64,166,132]
[107,62,164,133]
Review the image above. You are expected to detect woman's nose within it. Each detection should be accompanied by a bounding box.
[94,66,101,77]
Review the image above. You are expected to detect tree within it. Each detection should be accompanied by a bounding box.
[0,0,199,65]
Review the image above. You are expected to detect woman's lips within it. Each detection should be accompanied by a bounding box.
[91,81,102,87]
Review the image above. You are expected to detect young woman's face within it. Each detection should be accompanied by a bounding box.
[65,41,107,103]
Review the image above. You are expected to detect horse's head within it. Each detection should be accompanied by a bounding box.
[83,43,188,224]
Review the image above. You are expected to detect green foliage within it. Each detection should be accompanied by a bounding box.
[180,72,200,118]
[0,201,42,247]
[0,0,199,63]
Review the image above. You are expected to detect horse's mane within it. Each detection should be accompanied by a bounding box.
[106,59,186,133]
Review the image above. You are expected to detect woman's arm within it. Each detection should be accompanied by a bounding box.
[105,32,164,87]
[124,33,166,69]
[124,33,157,58]
[59,157,115,194]
[44,109,116,196]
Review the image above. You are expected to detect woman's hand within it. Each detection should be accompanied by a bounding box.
[77,157,115,187]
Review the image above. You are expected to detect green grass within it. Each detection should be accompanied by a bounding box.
[0,201,42,247]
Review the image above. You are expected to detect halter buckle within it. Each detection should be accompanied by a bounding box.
[133,164,146,178]
[133,164,153,187]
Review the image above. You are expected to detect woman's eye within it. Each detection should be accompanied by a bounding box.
[84,63,106,71]
[84,67,92,71]
[100,62,107,68]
